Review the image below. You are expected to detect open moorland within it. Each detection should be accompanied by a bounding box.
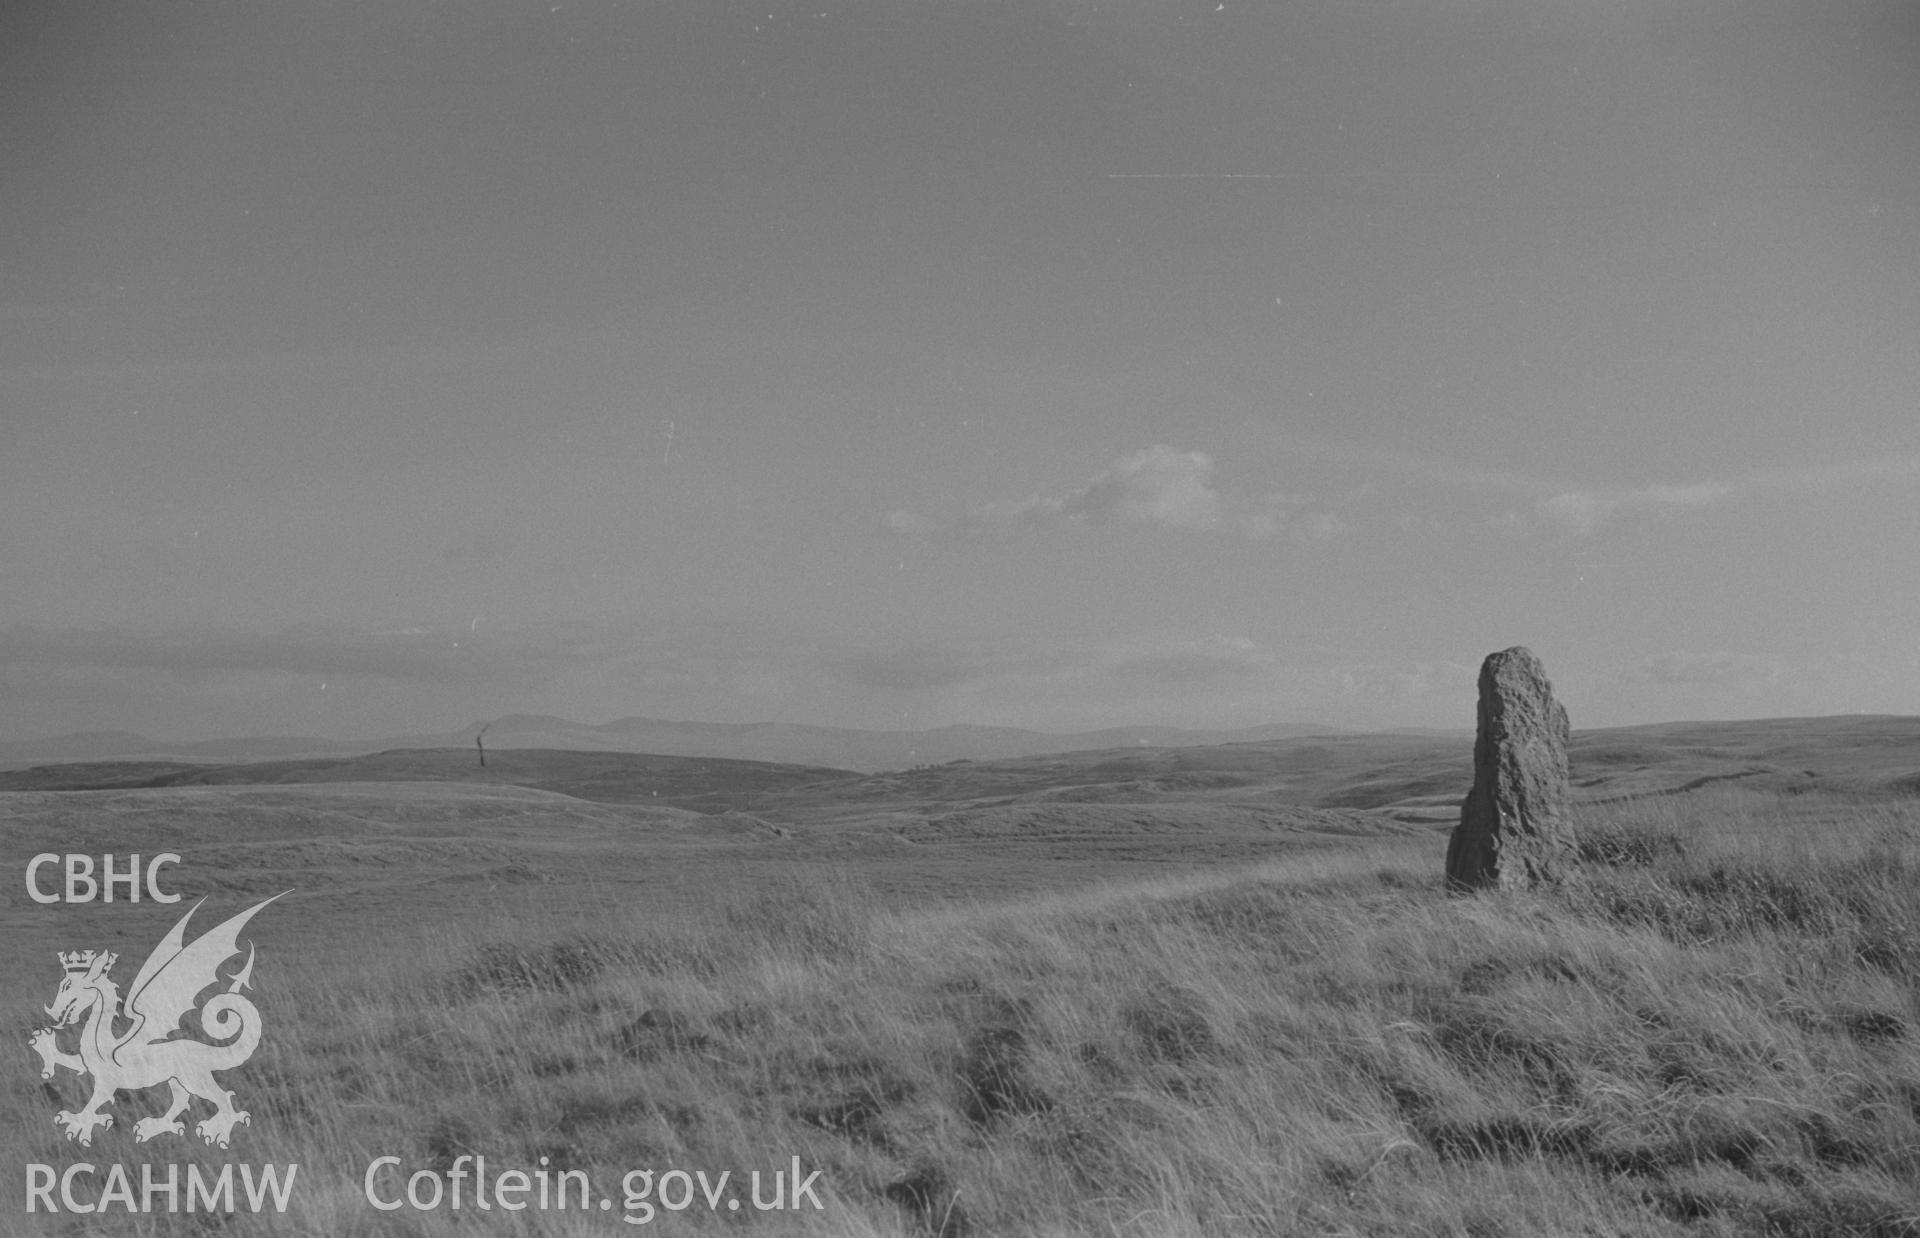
[4,717,1919,1234]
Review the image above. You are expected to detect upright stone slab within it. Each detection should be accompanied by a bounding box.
[1445,647,1577,891]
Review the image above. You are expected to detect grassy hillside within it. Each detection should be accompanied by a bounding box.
[10,781,1916,1234]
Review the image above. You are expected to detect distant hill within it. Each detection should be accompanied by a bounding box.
[0,747,858,813]
[0,715,1350,774]
[9,715,1914,824]
[0,730,378,767]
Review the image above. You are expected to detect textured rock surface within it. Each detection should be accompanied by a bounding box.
[1445,647,1577,891]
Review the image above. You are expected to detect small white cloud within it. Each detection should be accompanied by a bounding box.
[1289,511,1349,542]
[883,509,937,536]
[965,445,1339,542]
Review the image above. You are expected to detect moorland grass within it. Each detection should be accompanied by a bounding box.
[9,788,1919,1235]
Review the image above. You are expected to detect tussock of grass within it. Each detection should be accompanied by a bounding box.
[9,788,1920,1234]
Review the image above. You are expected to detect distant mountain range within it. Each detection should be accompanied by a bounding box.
[0,715,1359,774]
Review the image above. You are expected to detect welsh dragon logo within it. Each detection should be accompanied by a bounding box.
[29,893,286,1149]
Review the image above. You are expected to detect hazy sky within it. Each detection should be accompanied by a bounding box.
[5,0,1918,740]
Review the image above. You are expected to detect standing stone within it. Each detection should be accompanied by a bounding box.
[1445,647,1577,891]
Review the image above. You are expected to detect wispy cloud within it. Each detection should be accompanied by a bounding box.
[1541,458,1920,534]
[820,635,1508,731]
[1539,482,1734,534]
[895,445,1344,543]
[0,625,490,685]
[829,635,1274,694]
[1334,660,1480,701]
[882,509,939,536]
[1628,650,1782,689]
[0,619,1553,738]
[1251,428,1920,537]
[0,621,783,696]
[1257,434,1548,497]
[889,433,1920,544]
[829,643,1083,691]
[1108,636,1274,684]
[0,619,858,740]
